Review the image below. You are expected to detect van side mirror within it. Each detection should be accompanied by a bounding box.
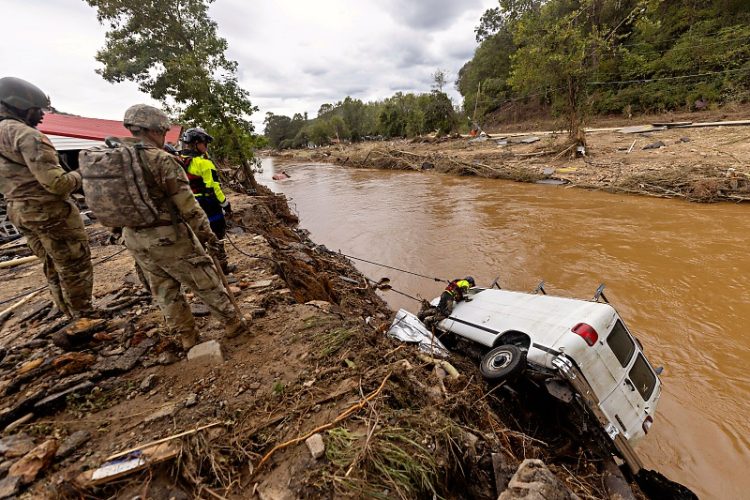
[655,366,664,375]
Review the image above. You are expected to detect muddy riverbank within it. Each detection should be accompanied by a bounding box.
[0,185,654,498]
[273,119,750,203]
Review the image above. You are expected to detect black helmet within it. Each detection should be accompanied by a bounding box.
[0,77,50,111]
[182,127,213,144]
[464,276,476,287]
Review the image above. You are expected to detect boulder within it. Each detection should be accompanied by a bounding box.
[498,459,580,500]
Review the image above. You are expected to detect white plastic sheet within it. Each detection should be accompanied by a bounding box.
[387,309,450,358]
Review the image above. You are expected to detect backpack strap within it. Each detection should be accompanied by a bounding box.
[132,143,182,232]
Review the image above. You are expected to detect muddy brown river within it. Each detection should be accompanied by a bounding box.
[259,157,749,499]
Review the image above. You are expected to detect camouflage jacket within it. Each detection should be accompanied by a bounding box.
[121,137,215,243]
[0,112,81,203]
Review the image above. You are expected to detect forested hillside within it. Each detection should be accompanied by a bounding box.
[458,0,750,126]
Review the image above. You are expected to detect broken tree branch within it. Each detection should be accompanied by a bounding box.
[254,371,391,471]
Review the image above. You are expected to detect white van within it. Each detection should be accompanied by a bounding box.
[432,285,662,472]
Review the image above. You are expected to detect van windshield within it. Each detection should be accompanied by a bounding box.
[629,353,657,400]
[606,320,636,367]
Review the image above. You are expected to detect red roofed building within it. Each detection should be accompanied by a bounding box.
[39,112,182,144]
[38,112,182,169]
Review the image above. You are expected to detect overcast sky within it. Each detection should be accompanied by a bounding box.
[3,0,494,132]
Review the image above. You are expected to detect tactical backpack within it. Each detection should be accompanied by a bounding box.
[78,138,162,228]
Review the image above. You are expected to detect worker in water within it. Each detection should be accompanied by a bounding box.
[0,77,95,319]
[179,127,235,273]
[418,276,476,328]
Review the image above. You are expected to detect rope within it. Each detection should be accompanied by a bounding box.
[0,247,128,306]
[337,252,447,283]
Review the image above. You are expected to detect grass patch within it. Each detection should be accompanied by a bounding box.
[324,424,439,499]
[317,327,357,357]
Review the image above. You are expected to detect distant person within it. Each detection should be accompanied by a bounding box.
[0,77,95,319]
[179,127,235,274]
[418,276,476,328]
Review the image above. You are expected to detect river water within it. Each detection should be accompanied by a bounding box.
[258,157,749,499]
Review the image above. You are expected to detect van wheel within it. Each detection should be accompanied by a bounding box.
[480,345,526,381]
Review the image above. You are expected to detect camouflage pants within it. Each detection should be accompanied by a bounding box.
[8,199,93,317]
[123,222,237,337]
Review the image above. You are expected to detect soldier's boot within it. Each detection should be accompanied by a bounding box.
[225,316,251,339]
[180,328,199,350]
[216,240,237,274]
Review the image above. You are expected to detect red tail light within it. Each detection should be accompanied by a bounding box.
[572,322,598,346]
[642,415,653,434]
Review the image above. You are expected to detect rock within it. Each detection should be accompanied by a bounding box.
[33,381,94,413]
[0,434,34,458]
[140,374,158,392]
[229,285,242,295]
[8,439,58,484]
[54,430,90,460]
[421,161,435,170]
[184,393,198,407]
[93,338,155,375]
[492,453,516,495]
[498,459,580,500]
[679,137,691,143]
[3,413,34,433]
[247,279,273,289]
[190,303,210,317]
[187,341,224,364]
[0,460,12,476]
[157,352,179,365]
[144,403,178,424]
[305,433,325,459]
[305,300,333,313]
[0,475,21,498]
[642,140,666,150]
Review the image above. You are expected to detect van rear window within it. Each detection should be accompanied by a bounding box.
[606,320,635,367]
[629,353,657,400]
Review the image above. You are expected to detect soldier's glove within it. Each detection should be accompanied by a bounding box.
[221,200,233,217]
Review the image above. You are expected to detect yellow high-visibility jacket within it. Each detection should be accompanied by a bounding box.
[181,155,226,204]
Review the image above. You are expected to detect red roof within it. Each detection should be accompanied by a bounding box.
[38,112,182,144]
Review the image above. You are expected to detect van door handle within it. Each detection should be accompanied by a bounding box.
[624,379,636,391]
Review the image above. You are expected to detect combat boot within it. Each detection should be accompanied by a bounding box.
[180,329,199,350]
[225,316,251,338]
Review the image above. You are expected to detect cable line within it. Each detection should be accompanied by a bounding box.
[337,251,447,283]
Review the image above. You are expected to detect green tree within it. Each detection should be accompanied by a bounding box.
[84,0,260,188]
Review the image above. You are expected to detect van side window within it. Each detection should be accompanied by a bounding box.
[606,320,635,368]
[629,353,657,400]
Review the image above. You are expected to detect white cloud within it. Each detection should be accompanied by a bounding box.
[2,0,496,131]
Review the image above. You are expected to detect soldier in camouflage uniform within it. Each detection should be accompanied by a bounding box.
[0,77,94,318]
[118,104,249,349]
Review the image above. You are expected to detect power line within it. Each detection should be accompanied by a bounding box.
[589,66,750,86]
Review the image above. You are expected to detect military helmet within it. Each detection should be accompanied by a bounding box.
[123,104,171,132]
[0,77,50,111]
[182,127,213,144]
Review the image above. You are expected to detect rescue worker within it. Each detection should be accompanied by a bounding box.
[179,127,235,273]
[0,77,94,318]
[119,105,249,349]
[418,276,476,328]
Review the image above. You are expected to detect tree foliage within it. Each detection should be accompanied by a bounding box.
[264,91,459,149]
[459,0,750,126]
[85,0,260,169]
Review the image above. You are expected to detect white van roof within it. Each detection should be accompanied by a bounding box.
[453,289,616,346]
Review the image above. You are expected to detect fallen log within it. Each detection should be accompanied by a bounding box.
[0,256,39,269]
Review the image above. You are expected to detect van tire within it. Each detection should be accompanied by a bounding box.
[480,345,526,381]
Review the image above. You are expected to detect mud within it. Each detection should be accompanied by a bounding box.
[0,186,653,499]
